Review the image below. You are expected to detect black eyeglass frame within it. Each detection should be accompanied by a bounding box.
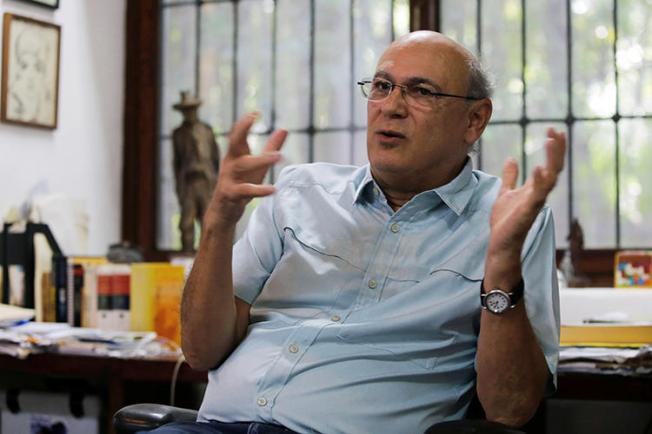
[357,79,482,102]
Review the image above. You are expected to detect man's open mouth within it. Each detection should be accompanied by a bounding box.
[377,130,406,139]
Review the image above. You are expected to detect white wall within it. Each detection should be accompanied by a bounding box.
[0,0,125,255]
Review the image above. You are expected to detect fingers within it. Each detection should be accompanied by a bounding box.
[545,128,566,175]
[264,129,288,153]
[233,152,282,173]
[232,183,276,198]
[227,112,259,157]
[500,157,519,193]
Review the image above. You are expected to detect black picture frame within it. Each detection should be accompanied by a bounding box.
[15,0,59,10]
[1,13,61,129]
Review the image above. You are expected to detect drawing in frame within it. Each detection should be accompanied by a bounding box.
[16,0,60,10]
[1,13,61,129]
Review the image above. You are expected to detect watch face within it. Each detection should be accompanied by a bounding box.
[485,291,510,314]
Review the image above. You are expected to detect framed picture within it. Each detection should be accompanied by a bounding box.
[1,13,61,129]
[15,0,60,10]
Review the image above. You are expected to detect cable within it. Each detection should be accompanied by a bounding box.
[170,352,186,406]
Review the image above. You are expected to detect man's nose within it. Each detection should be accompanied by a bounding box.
[380,86,408,117]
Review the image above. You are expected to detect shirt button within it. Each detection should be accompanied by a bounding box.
[288,344,299,353]
[330,314,341,322]
[373,187,379,196]
[390,223,400,233]
[257,397,268,407]
[368,279,378,289]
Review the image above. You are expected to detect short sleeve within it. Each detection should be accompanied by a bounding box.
[232,166,296,304]
[521,206,561,394]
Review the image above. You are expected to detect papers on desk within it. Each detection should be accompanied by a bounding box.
[559,346,652,375]
[0,303,34,327]
[560,288,652,347]
[0,322,180,360]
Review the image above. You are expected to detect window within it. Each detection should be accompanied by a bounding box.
[158,0,410,249]
[441,0,652,249]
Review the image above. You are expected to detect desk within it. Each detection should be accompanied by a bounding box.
[0,353,207,434]
[2,354,651,434]
[557,368,652,401]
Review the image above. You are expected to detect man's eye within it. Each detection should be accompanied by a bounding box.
[373,80,392,91]
[412,86,436,97]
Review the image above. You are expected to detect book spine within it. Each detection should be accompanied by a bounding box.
[53,255,68,323]
[72,264,84,327]
[97,271,112,331]
[112,272,130,331]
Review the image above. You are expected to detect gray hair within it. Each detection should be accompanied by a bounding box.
[466,56,493,100]
[466,56,493,154]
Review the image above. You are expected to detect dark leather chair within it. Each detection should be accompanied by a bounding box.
[113,396,527,434]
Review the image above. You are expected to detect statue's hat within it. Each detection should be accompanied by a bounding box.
[173,90,202,110]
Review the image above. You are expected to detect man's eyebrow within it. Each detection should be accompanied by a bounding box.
[404,77,443,92]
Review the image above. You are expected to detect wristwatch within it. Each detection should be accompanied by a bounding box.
[480,278,524,314]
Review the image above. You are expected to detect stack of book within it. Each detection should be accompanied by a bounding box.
[37,257,186,343]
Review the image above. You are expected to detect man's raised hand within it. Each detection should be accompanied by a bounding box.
[205,112,287,228]
[486,128,566,277]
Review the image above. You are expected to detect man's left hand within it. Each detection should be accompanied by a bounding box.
[485,128,566,284]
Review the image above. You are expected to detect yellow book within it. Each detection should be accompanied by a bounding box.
[130,263,185,343]
[561,324,652,347]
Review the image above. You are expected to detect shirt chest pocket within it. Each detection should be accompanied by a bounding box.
[382,233,487,301]
[337,241,486,371]
[267,222,366,311]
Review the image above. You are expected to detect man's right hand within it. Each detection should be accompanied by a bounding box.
[204,112,287,228]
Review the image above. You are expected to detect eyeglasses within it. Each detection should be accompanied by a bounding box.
[357,77,481,108]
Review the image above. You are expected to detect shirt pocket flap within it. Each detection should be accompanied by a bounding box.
[283,222,364,271]
[427,237,486,282]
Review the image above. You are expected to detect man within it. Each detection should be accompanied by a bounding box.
[161,31,564,434]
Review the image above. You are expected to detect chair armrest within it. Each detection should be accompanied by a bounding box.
[424,419,526,433]
[113,403,198,433]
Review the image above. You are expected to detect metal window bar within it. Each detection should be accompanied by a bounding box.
[452,0,652,249]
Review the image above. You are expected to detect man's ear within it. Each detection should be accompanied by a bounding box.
[464,99,493,146]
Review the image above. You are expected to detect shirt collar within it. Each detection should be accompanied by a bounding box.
[432,158,477,216]
[353,158,477,216]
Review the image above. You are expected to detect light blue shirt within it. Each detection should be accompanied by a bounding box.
[198,160,560,434]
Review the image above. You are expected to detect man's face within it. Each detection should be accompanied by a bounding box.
[366,37,477,189]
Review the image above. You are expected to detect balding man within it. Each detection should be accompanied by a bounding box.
[156,31,564,434]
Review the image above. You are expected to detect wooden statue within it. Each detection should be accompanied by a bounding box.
[172,91,220,252]
[561,218,590,287]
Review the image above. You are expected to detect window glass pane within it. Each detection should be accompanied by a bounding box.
[481,0,522,121]
[157,138,181,250]
[353,130,368,166]
[573,121,616,247]
[200,2,234,134]
[314,132,351,164]
[479,124,521,178]
[353,0,392,127]
[571,0,615,117]
[161,5,197,136]
[440,0,478,54]
[237,0,273,133]
[275,133,310,178]
[525,0,568,118]
[392,0,410,38]
[276,0,311,130]
[619,119,652,247]
[617,0,652,116]
[315,0,352,128]
[525,123,569,248]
